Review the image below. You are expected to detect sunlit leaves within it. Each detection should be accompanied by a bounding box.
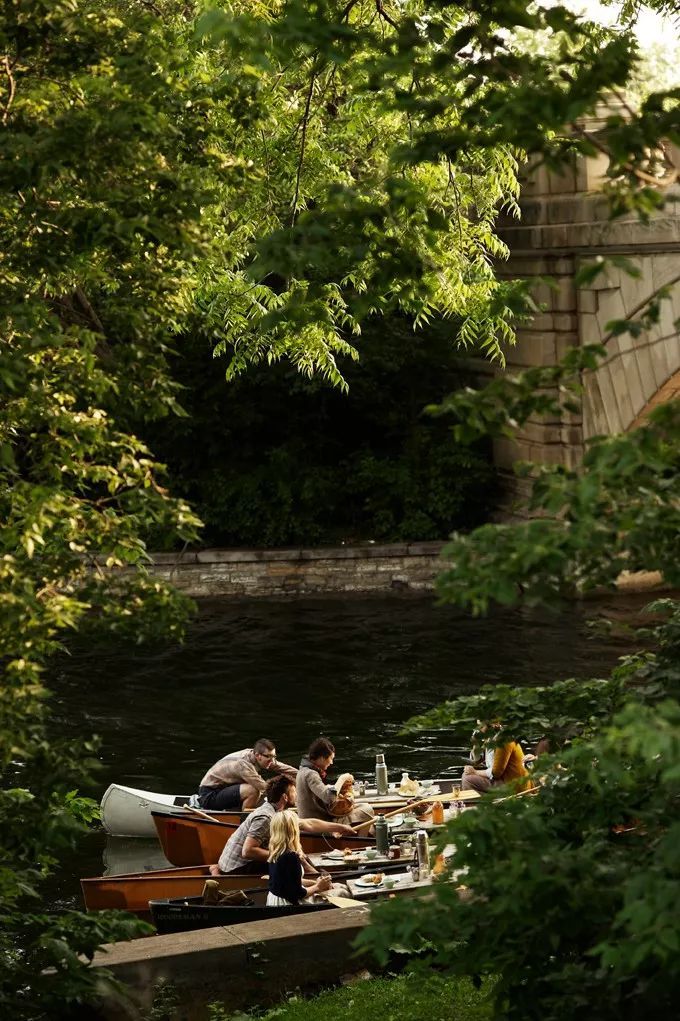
[0,2,209,1014]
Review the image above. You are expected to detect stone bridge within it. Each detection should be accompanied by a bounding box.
[493,109,680,506]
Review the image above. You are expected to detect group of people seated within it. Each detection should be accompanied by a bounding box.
[197,736,375,905]
[196,725,535,907]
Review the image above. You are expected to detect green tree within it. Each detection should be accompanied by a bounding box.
[3,1,680,1016]
[192,0,526,383]
[358,354,680,1020]
[142,316,496,546]
[0,2,211,1014]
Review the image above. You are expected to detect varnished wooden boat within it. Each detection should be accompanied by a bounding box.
[152,811,375,868]
[100,784,246,838]
[81,858,406,914]
[81,864,252,913]
[101,778,464,838]
[150,888,339,934]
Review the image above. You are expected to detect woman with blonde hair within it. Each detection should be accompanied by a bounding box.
[267,810,332,906]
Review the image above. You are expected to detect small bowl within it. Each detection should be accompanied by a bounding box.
[382,878,397,890]
[364,849,379,860]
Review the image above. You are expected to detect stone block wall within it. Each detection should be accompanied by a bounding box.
[494,118,680,516]
[140,542,447,598]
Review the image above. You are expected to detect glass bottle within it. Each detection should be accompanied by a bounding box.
[431,800,445,825]
[375,752,388,795]
[416,829,430,880]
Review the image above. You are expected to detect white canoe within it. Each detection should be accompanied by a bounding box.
[100,784,193,838]
[100,777,467,838]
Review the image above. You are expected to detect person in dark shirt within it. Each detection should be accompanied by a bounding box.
[266,810,332,906]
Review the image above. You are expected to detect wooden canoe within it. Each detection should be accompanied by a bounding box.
[152,811,375,868]
[149,888,342,934]
[81,859,406,914]
[100,784,247,838]
[81,864,251,913]
[101,778,465,838]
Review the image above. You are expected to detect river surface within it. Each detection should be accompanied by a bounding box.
[49,593,648,909]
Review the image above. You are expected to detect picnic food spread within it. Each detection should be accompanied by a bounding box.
[398,773,420,796]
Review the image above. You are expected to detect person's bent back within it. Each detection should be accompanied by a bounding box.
[197,738,297,811]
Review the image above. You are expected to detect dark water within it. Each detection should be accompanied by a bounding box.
[49,593,648,909]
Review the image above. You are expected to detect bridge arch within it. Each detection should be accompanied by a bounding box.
[628,365,680,430]
[581,257,680,438]
[494,106,680,510]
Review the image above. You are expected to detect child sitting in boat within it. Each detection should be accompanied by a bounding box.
[266,811,333,907]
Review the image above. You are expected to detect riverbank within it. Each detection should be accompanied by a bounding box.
[89,913,492,1021]
[122,544,665,599]
[90,907,370,1019]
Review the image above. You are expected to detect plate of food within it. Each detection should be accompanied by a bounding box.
[397,784,441,798]
[354,872,385,888]
[321,849,346,860]
[397,785,427,798]
[397,775,421,798]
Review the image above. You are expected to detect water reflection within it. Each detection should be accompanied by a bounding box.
[49,593,647,906]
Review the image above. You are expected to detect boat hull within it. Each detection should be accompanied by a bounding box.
[82,859,406,914]
[82,865,256,913]
[149,891,337,934]
[100,784,247,838]
[101,779,465,837]
[152,811,374,868]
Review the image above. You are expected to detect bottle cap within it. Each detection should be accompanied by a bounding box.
[376,753,385,764]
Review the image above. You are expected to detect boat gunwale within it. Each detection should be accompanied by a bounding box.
[150,810,375,844]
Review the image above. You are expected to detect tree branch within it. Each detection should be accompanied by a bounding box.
[572,123,678,190]
[291,69,317,226]
[341,0,361,21]
[375,1,398,29]
[2,54,16,126]
[75,286,106,335]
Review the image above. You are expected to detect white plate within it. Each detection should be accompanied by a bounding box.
[387,814,404,828]
[354,874,385,888]
[397,784,440,799]
[321,849,345,860]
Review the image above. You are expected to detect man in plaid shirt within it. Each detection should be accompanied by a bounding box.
[213,775,356,875]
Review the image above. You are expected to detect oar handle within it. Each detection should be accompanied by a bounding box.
[351,789,480,833]
[186,804,233,828]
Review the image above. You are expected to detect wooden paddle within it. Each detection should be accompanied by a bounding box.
[186,804,234,827]
[492,784,540,804]
[324,894,368,909]
[352,789,479,833]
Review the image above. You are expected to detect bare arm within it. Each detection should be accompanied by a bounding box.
[242,835,269,862]
[299,817,356,835]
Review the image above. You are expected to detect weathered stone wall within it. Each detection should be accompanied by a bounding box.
[90,908,371,1020]
[142,542,446,598]
[494,106,680,513]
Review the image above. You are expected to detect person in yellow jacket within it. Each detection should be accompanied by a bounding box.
[462,725,529,794]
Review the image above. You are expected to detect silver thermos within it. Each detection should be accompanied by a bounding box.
[375,752,388,796]
[416,829,430,881]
